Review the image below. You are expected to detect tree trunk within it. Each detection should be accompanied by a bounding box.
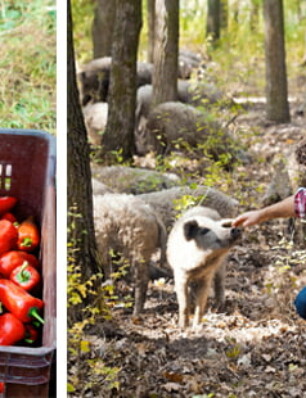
[102,0,142,161]
[92,0,116,58]
[67,0,100,287]
[232,0,239,24]
[147,0,155,63]
[152,0,179,106]
[206,0,221,44]
[263,0,290,123]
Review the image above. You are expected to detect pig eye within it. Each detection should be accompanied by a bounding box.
[200,228,210,235]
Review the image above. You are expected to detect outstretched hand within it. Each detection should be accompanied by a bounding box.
[232,210,265,228]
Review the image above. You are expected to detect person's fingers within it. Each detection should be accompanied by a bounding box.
[232,216,246,227]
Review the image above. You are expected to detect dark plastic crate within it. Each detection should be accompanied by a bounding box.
[0,129,56,398]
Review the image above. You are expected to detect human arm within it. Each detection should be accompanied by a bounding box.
[232,195,295,228]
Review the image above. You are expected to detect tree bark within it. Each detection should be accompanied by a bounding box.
[206,0,221,44]
[152,0,179,106]
[68,0,100,286]
[147,0,155,63]
[263,0,290,123]
[101,0,142,160]
[92,0,116,58]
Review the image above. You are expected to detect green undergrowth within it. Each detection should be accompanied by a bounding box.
[68,206,128,395]
[0,1,56,134]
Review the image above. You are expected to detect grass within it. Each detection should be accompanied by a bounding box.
[0,1,56,134]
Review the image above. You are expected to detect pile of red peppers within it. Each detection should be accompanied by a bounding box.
[0,196,44,393]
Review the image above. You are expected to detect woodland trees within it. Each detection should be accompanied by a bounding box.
[92,0,116,58]
[263,0,290,123]
[86,0,293,160]
[67,0,100,299]
[152,0,179,106]
[206,0,221,44]
[101,0,142,160]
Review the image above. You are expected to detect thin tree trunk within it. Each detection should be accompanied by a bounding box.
[102,0,142,160]
[147,0,155,63]
[92,0,116,58]
[152,0,179,106]
[263,0,290,123]
[206,0,221,44]
[67,0,100,287]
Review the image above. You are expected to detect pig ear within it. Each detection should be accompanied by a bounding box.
[184,220,198,241]
[220,218,234,228]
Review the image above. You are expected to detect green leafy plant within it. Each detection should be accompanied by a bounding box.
[67,207,122,395]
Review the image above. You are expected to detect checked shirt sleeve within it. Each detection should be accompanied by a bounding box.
[294,187,306,219]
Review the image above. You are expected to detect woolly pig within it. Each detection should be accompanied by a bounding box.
[138,185,239,230]
[166,206,241,328]
[78,57,153,105]
[135,81,225,132]
[91,165,181,194]
[83,102,108,145]
[91,178,113,195]
[135,101,237,161]
[93,193,167,315]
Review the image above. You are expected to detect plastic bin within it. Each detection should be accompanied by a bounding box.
[0,129,56,398]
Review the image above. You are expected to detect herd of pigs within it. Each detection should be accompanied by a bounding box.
[92,166,241,328]
[78,52,244,328]
[78,50,247,165]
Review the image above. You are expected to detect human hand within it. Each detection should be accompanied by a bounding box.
[232,210,265,228]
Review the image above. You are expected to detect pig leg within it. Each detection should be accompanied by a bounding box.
[193,274,214,328]
[213,264,226,311]
[174,271,190,327]
[133,261,149,316]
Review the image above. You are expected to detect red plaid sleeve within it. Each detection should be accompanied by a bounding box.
[294,187,306,218]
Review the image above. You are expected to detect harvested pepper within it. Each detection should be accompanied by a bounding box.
[0,279,44,324]
[0,220,18,255]
[17,217,40,252]
[0,312,25,345]
[1,212,17,223]
[0,196,17,215]
[10,263,41,291]
[0,251,39,278]
[0,382,4,393]
[24,324,39,344]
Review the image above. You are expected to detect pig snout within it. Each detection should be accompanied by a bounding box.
[230,227,241,240]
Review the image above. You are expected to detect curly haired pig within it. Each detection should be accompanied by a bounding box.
[93,193,167,315]
[138,185,239,230]
[167,206,241,328]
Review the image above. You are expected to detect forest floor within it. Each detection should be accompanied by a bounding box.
[70,63,306,398]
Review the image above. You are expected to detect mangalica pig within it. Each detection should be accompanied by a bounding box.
[167,206,241,328]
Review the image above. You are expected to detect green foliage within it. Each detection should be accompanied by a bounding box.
[0,0,56,134]
[71,0,94,62]
[68,206,122,395]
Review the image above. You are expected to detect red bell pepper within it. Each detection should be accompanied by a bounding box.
[0,312,25,345]
[0,251,39,278]
[0,382,4,393]
[0,196,17,215]
[24,324,39,344]
[17,217,40,252]
[1,212,17,223]
[0,219,18,255]
[10,263,41,291]
[0,279,44,324]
